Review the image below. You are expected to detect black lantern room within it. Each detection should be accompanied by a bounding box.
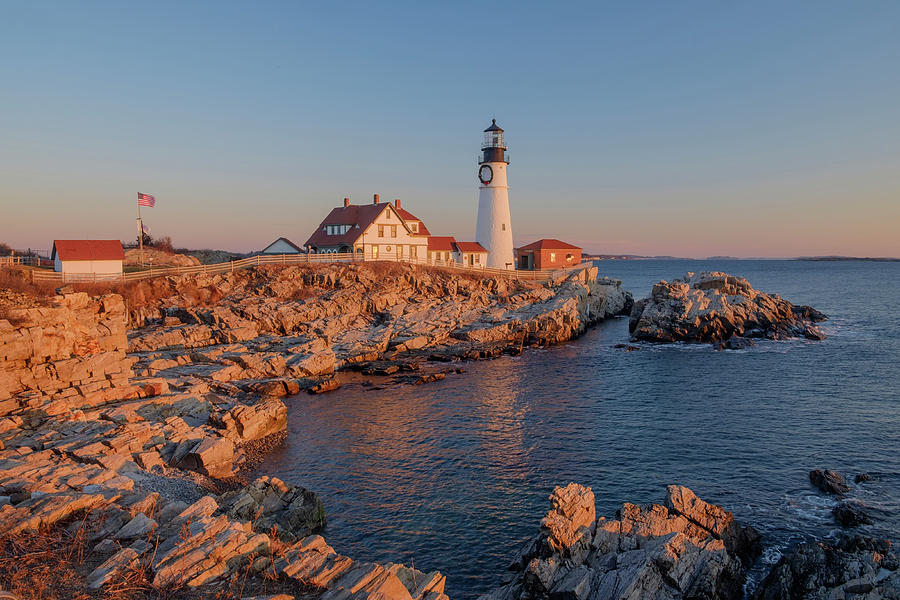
[480,119,509,164]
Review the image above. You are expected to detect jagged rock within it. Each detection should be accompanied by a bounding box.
[309,377,341,394]
[833,500,874,527]
[753,535,899,599]
[218,476,325,540]
[809,469,851,495]
[178,436,235,479]
[855,472,873,483]
[87,547,140,589]
[113,512,157,539]
[214,398,287,441]
[629,272,826,344]
[483,484,758,600]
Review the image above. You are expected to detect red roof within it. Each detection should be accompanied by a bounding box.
[305,203,388,248]
[427,236,456,252]
[395,207,431,236]
[517,238,581,251]
[51,240,124,261]
[453,241,487,253]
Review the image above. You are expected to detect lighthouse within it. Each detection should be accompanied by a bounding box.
[476,119,514,270]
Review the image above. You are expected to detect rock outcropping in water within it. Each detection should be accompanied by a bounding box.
[479,483,761,600]
[753,535,899,599]
[629,272,826,344]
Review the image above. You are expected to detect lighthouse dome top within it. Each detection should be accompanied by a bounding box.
[482,119,506,151]
[484,119,504,133]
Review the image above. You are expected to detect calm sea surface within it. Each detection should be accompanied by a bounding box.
[257,260,900,598]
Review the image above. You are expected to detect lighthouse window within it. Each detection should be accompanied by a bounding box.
[502,224,506,231]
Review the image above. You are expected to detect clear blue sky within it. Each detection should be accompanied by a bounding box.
[2,1,898,257]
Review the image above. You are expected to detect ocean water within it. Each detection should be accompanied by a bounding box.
[257,259,900,598]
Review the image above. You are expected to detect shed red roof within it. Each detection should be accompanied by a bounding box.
[51,240,124,261]
[453,241,487,253]
[427,236,456,252]
[517,238,581,251]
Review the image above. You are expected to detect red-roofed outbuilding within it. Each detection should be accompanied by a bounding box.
[51,240,124,276]
[515,239,582,270]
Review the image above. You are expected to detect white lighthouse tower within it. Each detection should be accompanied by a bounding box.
[476,119,514,270]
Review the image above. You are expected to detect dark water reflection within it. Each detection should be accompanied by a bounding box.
[258,260,900,599]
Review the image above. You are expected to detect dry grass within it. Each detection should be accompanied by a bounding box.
[0,523,93,600]
[0,518,312,600]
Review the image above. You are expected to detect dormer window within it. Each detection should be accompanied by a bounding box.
[410,222,418,233]
[325,224,351,236]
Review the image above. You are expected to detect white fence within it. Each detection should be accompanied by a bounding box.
[10,253,586,285]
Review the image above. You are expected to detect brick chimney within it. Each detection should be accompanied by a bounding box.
[343,197,350,207]
[394,199,401,210]
[373,194,379,204]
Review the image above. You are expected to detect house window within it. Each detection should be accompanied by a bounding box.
[391,225,397,238]
[474,254,481,263]
[550,252,557,262]
[410,222,418,233]
[372,245,379,259]
[566,253,574,262]
[325,225,350,236]
[398,245,404,258]
[410,245,417,258]
[378,225,385,237]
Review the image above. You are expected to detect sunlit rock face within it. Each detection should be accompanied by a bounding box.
[479,483,761,600]
[629,271,826,344]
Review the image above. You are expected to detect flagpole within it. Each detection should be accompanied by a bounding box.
[137,195,144,267]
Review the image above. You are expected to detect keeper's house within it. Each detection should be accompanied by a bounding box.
[515,239,582,270]
[305,195,430,260]
[51,240,124,276]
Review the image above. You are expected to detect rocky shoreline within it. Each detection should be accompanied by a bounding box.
[1,262,892,599]
[0,262,632,599]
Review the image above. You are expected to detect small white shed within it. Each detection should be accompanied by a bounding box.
[261,237,303,254]
[51,240,124,277]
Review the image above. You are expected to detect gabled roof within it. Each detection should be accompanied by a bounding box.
[454,241,487,254]
[306,203,393,248]
[51,240,124,261]
[517,238,581,252]
[427,236,456,252]
[262,237,303,253]
[394,207,431,236]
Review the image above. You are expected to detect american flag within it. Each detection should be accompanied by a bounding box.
[137,192,156,207]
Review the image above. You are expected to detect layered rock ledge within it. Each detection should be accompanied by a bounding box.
[629,272,826,345]
[479,483,761,600]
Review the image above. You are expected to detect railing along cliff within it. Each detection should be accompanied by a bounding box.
[16,253,586,284]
